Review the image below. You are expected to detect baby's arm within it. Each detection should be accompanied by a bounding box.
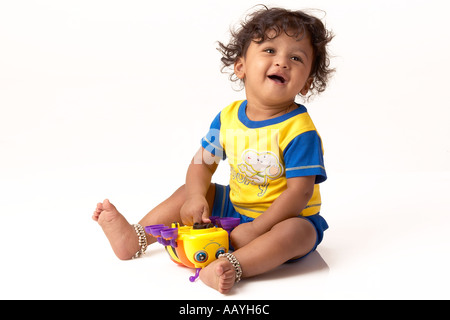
[254,175,315,232]
[231,175,315,248]
[180,147,219,225]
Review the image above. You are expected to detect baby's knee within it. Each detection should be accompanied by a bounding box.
[273,218,316,245]
[229,229,239,250]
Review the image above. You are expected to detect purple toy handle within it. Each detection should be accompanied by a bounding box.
[161,227,178,239]
[209,216,219,225]
[218,217,240,235]
[189,268,201,282]
[219,217,240,229]
[145,224,166,237]
[161,227,178,248]
[145,224,178,247]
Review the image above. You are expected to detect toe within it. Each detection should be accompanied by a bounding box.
[102,199,115,210]
[215,264,225,277]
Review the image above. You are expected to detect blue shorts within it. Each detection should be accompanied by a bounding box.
[211,184,328,260]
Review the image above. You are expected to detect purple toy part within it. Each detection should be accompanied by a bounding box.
[219,217,240,229]
[161,227,178,248]
[161,227,178,239]
[217,217,240,235]
[189,268,201,282]
[210,217,240,230]
[209,216,219,225]
[145,224,178,247]
[145,224,165,236]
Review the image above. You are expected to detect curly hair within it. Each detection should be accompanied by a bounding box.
[218,6,335,99]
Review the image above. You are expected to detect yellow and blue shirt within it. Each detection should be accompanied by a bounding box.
[201,100,326,219]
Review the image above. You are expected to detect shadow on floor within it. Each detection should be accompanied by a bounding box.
[245,250,329,282]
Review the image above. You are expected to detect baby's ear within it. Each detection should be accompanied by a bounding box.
[300,77,314,96]
[234,57,246,80]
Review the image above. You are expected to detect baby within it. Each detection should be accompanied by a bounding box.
[92,6,334,294]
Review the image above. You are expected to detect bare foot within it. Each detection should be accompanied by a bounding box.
[199,258,236,294]
[92,199,140,260]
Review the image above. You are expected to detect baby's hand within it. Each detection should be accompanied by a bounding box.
[180,194,211,226]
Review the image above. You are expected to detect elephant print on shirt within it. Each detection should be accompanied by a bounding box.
[237,149,283,186]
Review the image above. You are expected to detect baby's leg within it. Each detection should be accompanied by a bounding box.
[92,184,216,260]
[200,217,316,293]
[233,217,317,276]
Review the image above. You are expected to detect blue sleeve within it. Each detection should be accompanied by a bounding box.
[200,112,226,160]
[283,131,327,184]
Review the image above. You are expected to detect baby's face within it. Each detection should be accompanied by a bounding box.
[234,30,314,106]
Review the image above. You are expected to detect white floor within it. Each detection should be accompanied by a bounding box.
[1,0,450,300]
[1,170,449,300]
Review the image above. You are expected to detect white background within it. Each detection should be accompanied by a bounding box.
[1,0,449,299]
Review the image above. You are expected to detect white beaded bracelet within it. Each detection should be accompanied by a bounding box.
[132,223,148,259]
[219,252,243,283]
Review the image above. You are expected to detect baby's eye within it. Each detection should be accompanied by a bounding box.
[291,56,303,63]
[264,48,275,54]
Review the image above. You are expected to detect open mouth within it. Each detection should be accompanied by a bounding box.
[268,74,286,84]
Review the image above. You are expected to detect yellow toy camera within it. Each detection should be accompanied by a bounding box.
[145,217,240,282]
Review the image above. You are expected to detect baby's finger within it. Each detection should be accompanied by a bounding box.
[201,207,211,223]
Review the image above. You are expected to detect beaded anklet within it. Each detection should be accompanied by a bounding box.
[132,223,148,259]
[219,252,243,283]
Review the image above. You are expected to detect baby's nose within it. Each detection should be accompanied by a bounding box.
[274,58,289,68]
